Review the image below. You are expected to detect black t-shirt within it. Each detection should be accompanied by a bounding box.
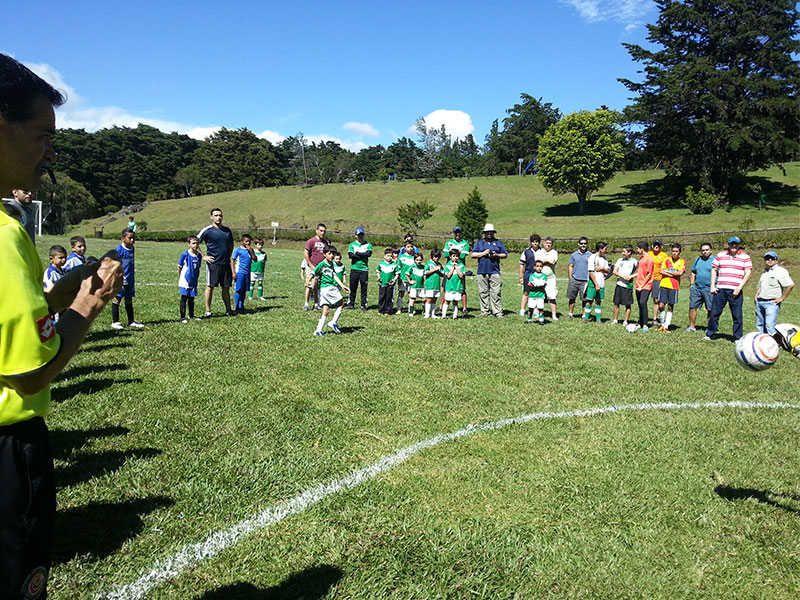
[198,224,234,263]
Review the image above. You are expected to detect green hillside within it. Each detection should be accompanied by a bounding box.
[74,164,800,241]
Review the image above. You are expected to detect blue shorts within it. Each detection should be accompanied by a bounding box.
[116,284,135,299]
[658,287,678,306]
[179,286,198,297]
[689,286,712,310]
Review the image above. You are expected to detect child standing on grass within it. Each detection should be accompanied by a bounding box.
[612,245,637,326]
[178,235,202,323]
[423,248,443,319]
[526,260,548,325]
[396,240,416,312]
[442,248,466,319]
[64,235,87,272]
[635,242,654,332]
[231,234,256,313]
[584,242,610,323]
[43,245,67,290]
[333,250,346,285]
[249,237,267,300]
[407,253,426,316]
[313,245,349,336]
[377,248,399,315]
[111,228,143,330]
[656,243,685,332]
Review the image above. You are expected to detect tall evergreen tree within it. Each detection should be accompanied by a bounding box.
[454,186,489,243]
[620,0,800,197]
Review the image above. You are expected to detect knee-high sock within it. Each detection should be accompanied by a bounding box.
[315,314,326,332]
[442,302,449,318]
[125,302,135,324]
[330,305,343,325]
[112,302,120,323]
[594,305,601,322]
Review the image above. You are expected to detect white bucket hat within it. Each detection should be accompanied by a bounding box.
[483,223,496,233]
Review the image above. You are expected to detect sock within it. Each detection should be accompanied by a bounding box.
[527,309,533,320]
[112,302,120,323]
[125,302,135,324]
[664,311,673,328]
[180,296,187,319]
[316,314,326,332]
[330,306,342,325]
[442,302,448,318]
[595,306,601,322]
[249,282,254,298]
[258,282,263,297]
[452,306,458,319]
[584,305,591,320]
[659,310,666,325]
[188,297,195,318]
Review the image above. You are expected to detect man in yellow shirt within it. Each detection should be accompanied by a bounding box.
[0,53,122,600]
[648,239,669,324]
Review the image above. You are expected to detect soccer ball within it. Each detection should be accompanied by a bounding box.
[734,332,780,371]
[625,323,638,333]
[773,323,800,359]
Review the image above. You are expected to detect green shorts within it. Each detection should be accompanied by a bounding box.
[586,281,605,301]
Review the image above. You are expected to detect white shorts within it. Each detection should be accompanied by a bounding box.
[409,288,423,299]
[319,286,343,306]
[250,272,264,282]
[424,289,440,299]
[444,291,462,302]
[527,296,545,310]
[545,278,558,300]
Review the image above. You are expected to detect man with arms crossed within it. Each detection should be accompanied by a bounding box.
[198,208,235,317]
[0,54,123,600]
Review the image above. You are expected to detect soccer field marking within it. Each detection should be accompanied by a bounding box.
[99,401,800,600]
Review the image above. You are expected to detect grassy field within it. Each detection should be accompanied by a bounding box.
[38,236,800,600]
[72,164,800,242]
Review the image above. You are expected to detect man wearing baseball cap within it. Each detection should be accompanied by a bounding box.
[443,226,470,315]
[704,236,752,341]
[754,251,793,334]
[470,224,508,317]
[346,227,372,310]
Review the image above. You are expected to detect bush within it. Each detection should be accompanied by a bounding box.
[683,186,721,214]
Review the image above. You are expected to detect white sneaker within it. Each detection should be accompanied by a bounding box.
[180,318,189,324]
[111,322,124,330]
[622,321,628,327]
[205,311,213,318]
[686,326,697,332]
[611,319,619,325]
[551,316,559,321]
[129,321,144,329]
[519,310,525,317]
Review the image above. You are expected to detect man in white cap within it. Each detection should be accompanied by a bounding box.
[470,224,508,317]
[704,236,752,341]
[754,251,793,334]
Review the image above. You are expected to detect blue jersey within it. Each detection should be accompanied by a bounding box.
[43,264,65,290]
[232,246,253,275]
[178,250,201,296]
[116,243,135,287]
[64,251,85,272]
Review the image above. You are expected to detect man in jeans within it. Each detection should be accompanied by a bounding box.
[704,236,752,341]
[471,224,508,317]
[754,251,793,334]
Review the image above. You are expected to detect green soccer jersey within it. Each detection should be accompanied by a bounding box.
[251,250,266,274]
[424,260,442,290]
[443,238,470,263]
[334,261,346,281]
[377,260,398,285]
[409,264,425,288]
[444,260,465,292]
[348,240,373,271]
[528,272,547,298]
[398,252,416,281]
[314,259,338,288]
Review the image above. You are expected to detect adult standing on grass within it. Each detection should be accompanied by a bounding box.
[634,241,654,331]
[471,223,508,318]
[566,237,591,318]
[303,223,329,311]
[198,208,234,317]
[346,227,372,310]
[754,251,793,335]
[686,242,714,332]
[0,53,123,600]
[704,236,752,341]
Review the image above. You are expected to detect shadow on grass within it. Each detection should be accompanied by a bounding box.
[85,330,131,343]
[542,199,623,217]
[50,425,129,460]
[54,362,128,383]
[715,485,800,514]
[737,176,800,208]
[53,496,174,564]
[339,325,365,334]
[51,377,143,403]
[79,342,132,353]
[57,448,162,489]
[194,565,344,600]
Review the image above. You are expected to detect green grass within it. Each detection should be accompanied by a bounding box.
[72,164,800,242]
[37,237,800,599]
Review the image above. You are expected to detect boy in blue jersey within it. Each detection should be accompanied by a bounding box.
[178,235,203,323]
[64,235,87,272]
[111,228,143,330]
[43,245,67,290]
[231,234,256,313]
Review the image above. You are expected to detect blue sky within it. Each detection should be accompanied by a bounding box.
[4,0,658,151]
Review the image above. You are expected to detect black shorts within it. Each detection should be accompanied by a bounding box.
[206,261,232,288]
[0,417,55,600]
[613,286,634,306]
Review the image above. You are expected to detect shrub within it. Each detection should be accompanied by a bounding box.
[683,186,721,214]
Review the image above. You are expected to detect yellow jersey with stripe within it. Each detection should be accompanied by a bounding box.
[659,257,685,291]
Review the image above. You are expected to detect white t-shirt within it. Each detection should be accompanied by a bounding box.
[614,257,638,288]
[587,254,609,289]
[534,248,558,279]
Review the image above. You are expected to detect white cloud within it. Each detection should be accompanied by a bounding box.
[187,126,222,140]
[559,0,652,29]
[257,129,286,144]
[342,121,380,137]
[305,134,367,153]
[411,109,475,141]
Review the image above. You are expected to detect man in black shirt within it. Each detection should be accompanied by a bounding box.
[198,208,234,316]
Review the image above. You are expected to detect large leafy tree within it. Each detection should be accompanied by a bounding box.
[620,0,800,197]
[537,110,625,215]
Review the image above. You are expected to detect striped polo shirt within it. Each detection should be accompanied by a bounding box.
[712,250,752,289]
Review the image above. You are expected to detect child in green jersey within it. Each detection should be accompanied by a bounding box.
[407,253,426,316]
[527,260,548,325]
[377,248,399,315]
[313,245,350,336]
[442,248,466,319]
[333,250,346,283]
[423,248,444,319]
[249,237,267,300]
[396,240,416,312]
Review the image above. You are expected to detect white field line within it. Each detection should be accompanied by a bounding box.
[99,401,800,600]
